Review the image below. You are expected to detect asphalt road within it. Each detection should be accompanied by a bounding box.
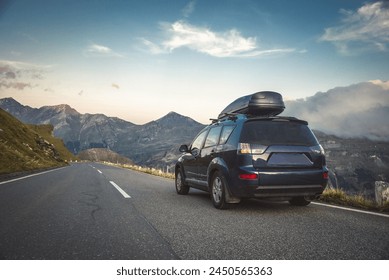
[0,163,388,260]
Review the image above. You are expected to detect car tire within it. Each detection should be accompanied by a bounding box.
[289,196,311,206]
[211,171,229,209]
[175,168,189,195]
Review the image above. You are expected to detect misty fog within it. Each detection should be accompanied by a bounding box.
[282,81,389,141]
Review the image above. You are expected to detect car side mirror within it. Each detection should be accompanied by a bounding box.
[179,144,189,153]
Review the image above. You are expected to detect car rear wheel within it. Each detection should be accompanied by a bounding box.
[175,168,189,195]
[211,171,229,209]
[289,196,311,206]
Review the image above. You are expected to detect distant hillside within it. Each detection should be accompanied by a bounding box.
[0,97,136,154]
[122,111,205,168]
[78,148,134,165]
[0,108,68,175]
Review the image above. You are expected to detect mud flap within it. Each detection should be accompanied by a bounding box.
[225,187,241,204]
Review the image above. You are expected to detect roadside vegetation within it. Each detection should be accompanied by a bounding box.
[318,188,389,213]
[102,162,175,179]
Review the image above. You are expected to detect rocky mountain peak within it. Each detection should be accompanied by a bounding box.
[0,97,29,112]
[0,97,35,123]
[41,104,80,116]
[0,97,21,107]
[156,111,204,127]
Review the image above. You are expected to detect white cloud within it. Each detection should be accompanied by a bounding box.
[369,79,389,90]
[283,81,389,141]
[111,83,120,89]
[0,60,52,71]
[143,20,296,58]
[88,44,111,54]
[182,1,196,18]
[163,21,257,57]
[320,1,389,54]
[0,60,50,91]
[85,44,124,58]
[140,39,166,55]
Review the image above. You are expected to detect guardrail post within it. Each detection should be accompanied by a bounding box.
[375,181,389,206]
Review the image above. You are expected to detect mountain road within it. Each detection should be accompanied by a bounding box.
[0,163,388,260]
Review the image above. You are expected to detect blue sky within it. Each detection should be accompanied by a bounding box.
[0,0,388,124]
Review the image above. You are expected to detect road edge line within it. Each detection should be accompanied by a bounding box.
[0,166,68,185]
[312,202,389,218]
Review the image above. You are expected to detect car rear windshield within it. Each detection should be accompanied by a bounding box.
[240,120,318,146]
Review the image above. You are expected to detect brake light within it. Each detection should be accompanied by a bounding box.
[323,172,329,179]
[239,173,258,180]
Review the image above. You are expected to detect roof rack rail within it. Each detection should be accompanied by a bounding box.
[210,113,239,123]
[246,115,308,125]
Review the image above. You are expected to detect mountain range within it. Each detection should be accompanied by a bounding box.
[0,97,204,169]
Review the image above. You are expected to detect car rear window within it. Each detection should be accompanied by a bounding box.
[240,120,318,146]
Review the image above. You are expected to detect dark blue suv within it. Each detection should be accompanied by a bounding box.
[175,92,328,209]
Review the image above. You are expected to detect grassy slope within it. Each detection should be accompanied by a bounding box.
[0,109,69,175]
[28,124,76,162]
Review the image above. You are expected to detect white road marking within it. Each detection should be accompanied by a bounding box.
[97,169,102,174]
[109,181,131,198]
[0,167,67,185]
[312,202,389,218]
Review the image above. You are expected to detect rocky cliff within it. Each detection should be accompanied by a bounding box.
[315,131,389,199]
[0,108,68,174]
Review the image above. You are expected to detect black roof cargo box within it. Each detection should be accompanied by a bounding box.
[218,91,285,119]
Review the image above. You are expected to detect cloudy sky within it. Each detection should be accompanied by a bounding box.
[0,0,388,124]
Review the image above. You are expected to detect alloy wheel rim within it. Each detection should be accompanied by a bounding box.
[212,177,222,203]
[176,173,182,191]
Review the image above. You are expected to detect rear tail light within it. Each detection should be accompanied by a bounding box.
[238,143,251,154]
[238,143,267,154]
[323,171,329,179]
[239,173,259,180]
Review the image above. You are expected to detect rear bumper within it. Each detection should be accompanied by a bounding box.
[253,184,325,198]
[228,167,327,199]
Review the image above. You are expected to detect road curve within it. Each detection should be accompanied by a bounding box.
[0,162,388,260]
